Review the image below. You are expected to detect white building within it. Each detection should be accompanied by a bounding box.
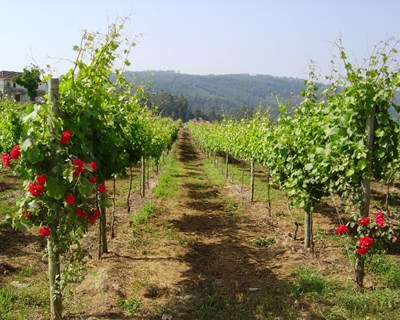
[0,70,47,102]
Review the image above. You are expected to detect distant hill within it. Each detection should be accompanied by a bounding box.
[124,70,307,115]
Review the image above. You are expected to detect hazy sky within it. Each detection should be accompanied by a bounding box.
[1,0,399,79]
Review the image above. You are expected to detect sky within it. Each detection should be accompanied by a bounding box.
[1,0,399,80]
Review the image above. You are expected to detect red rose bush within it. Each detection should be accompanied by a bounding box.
[336,210,399,256]
[336,210,400,287]
[1,104,104,241]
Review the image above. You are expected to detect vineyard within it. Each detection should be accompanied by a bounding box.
[1,22,400,319]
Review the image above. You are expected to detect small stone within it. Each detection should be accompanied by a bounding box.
[10,281,30,289]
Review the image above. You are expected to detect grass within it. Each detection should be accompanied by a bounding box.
[154,174,177,198]
[15,265,36,280]
[162,222,192,245]
[187,289,250,320]
[291,266,400,319]
[251,237,276,248]
[0,201,17,218]
[202,158,226,186]
[131,201,155,225]
[0,170,21,227]
[367,254,400,289]
[183,283,297,320]
[333,285,400,319]
[153,152,180,198]
[118,297,141,314]
[224,198,240,213]
[0,276,49,320]
[292,267,333,296]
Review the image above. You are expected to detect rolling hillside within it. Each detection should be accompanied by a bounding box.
[124,70,307,114]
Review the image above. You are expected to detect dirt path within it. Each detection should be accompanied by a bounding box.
[62,128,351,319]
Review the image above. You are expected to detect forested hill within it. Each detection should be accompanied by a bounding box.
[124,70,307,114]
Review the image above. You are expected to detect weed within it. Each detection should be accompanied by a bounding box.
[0,201,17,217]
[292,267,332,296]
[251,237,276,248]
[367,254,400,288]
[336,286,399,317]
[144,284,168,298]
[225,198,239,212]
[131,278,147,291]
[192,292,248,319]
[118,297,141,314]
[17,264,35,279]
[129,235,151,250]
[154,174,176,198]
[0,287,15,316]
[131,201,155,225]
[0,277,49,319]
[162,223,191,245]
[154,152,180,198]
[203,159,225,186]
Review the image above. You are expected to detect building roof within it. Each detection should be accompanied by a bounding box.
[0,70,22,80]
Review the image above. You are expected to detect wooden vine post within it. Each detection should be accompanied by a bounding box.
[98,191,108,258]
[48,78,63,320]
[250,158,255,203]
[356,105,375,287]
[360,106,375,218]
[266,170,272,216]
[111,176,116,238]
[141,156,146,198]
[127,164,133,214]
[304,207,313,249]
[225,153,229,179]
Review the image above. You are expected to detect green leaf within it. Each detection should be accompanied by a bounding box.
[24,144,44,163]
[325,127,340,136]
[46,176,66,200]
[304,163,313,171]
[15,220,30,232]
[21,138,33,151]
[78,177,94,197]
[375,129,384,138]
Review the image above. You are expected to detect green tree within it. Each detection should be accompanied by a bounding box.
[13,65,41,101]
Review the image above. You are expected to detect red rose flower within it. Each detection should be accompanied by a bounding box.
[36,175,47,185]
[357,247,368,255]
[375,211,385,228]
[60,130,71,145]
[73,158,85,167]
[98,182,106,193]
[89,161,97,172]
[88,176,97,184]
[88,209,100,223]
[359,236,374,249]
[358,216,370,226]
[75,207,87,219]
[10,145,20,159]
[28,182,44,197]
[65,194,76,205]
[39,227,51,237]
[21,208,32,219]
[73,158,85,176]
[335,224,348,235]
[2,153,11,167]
